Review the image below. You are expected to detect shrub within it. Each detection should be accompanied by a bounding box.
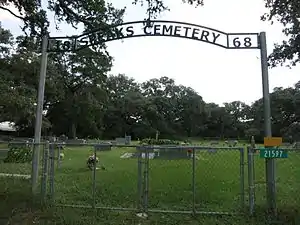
[4,144,32,163]
[139,138,180,145]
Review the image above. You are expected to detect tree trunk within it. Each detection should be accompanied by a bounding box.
[71,123,77,139]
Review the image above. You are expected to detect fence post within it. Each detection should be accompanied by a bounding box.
[192,147,196,216]
[247,145,255,216]
[49,143,55,203]
[137,146,143,211]
[144,146,150,215]
[251,136,256,207]
[57,145,61,169]
[92,147,97,209]
[41,141,49,203]
[240,147,245,211]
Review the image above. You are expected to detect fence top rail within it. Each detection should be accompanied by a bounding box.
[0,141,244,150]
[50,143,243,150]
[139,146,243,150]
[0,141,34,144]
[253,147,300,151]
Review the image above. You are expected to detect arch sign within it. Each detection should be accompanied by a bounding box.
[33,19,276,215]
[46,20,259,52]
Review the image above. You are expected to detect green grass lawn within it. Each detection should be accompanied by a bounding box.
[53,146,244,212]
[1,142,300,224]
[251,149,300,213]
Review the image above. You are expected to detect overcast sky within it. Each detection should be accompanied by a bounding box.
[1,0,299,105]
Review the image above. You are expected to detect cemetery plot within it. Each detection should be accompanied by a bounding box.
[252,148,300,210]
[194,149,244,212]
[120,145,194,160]
[148,157,193,211]
[52,145,138,209]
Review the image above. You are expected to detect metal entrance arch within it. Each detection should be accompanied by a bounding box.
[32,19,275,214]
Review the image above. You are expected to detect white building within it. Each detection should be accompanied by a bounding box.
[0,121,16,132]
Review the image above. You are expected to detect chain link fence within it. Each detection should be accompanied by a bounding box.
[47,143,140,210]
[247,146,300,216]
[2,137,300,221]
[0,140,43,177]
[43,143,245,216]
[0,140,48,209]
[194,147,245,214]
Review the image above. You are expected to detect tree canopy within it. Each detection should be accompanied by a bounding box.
[0,0,125,35]
[1,0,299,68]
[1,24,300,143]
[261,0,300,68]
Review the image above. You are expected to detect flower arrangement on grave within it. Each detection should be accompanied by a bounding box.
[87,154,99,170]
[87,154,106,170]
[59,152,65,160]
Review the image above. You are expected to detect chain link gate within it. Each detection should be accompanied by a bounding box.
[41,143,246,216]
[143,145,245,215]
[247,145,300,217]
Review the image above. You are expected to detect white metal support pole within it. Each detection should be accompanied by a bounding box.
[259,31,276,216]
[31,34,49,193]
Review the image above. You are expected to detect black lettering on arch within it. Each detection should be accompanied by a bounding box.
[174,26,181,36]
[115,27,125,38]
[192,28,200,39]
[144,25,152,35]
[88,33,98,45]
[162,25,173,35]
[200,30,210,42]
[76,36,89,49]
[182,26,191,37]
[126,26,134,36]
[55,40,62,51]
[212,32,221,43]
[96,32,105,43]
[154,25,161,35]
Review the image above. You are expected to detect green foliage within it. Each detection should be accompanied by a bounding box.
[261,0,300,68]
[4,144,32,163]
[1,146,297,224]
[0,0,125,36]
[1,24,300,142]
[139,138,180,145]
[133,0,203,19]
[1,0,298,69]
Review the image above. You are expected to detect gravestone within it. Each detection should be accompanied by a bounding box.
[141,153,156,159]
[59,134,68,142]
[209,142,218,154]
[110,140,117,145]
[155,146,192,160]
[120,151,156,159]
[207,148,217,154]
[121,146,195,160]
[94,143,112,151]
[115,137,126,145]
[125,136,131,145]
[65,138,86,147]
